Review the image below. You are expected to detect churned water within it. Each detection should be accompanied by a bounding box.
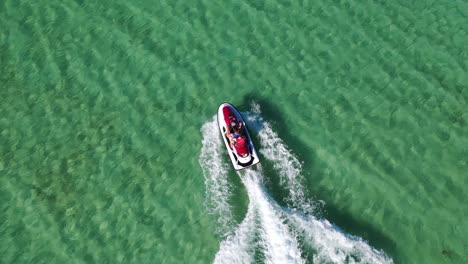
[1,0,467,263]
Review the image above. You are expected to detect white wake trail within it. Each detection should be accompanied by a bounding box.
[242,169,305,264]
[286,212,393,264]
[244,103,317,214]
[213,199,257,264]
[245,103,393,264]
[200,116,234,235]
[201,104,393,264]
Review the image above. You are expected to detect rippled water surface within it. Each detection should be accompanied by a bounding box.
[1,0,467,263]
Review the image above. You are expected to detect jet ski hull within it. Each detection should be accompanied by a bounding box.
[217,103,260,170]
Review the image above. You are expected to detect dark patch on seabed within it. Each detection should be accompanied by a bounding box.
[241,94,398,260]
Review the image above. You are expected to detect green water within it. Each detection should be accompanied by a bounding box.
[1,0,467,263]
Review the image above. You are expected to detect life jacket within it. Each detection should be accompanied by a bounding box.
[234,137,248,156]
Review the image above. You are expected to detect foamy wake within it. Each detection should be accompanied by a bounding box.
[200,116,234,236]
[214,167,305,264]
[213,197,257,264]
[200,104,393,263]
[243,104,317,214]
[286,212,392,264]
[242,168,305,264]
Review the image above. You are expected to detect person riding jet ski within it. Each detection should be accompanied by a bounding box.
[217,102,259,170]
[226,119,248,156]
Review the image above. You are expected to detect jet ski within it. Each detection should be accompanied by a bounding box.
[217,103,260,170]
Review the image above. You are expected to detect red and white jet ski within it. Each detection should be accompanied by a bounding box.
[217,103,260,170]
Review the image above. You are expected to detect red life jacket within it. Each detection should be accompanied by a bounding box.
[234,137,248,156]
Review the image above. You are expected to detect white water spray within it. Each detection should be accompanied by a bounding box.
[200,116,235,235]
[242,168,305,264]
[200,104,393,263]
[214,198,257,264]
[286,211,392,264]
[243,103,317,214]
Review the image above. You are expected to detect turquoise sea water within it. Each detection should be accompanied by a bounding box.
[1,0,467,263]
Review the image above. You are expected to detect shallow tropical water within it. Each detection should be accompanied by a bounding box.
[1,0,467,263]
